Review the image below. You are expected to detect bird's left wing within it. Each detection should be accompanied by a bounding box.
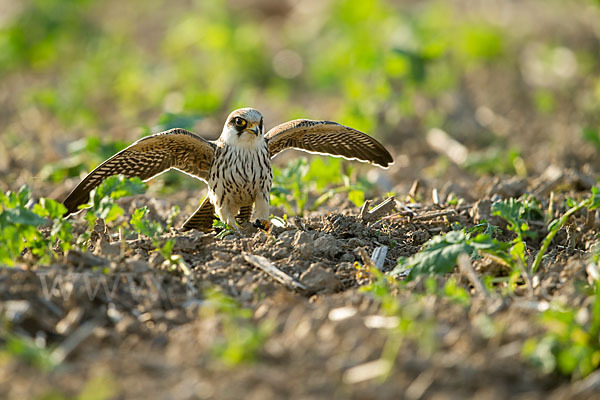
[265,120,393,168]
[62,128,216,216]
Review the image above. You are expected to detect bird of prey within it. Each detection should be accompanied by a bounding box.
[62,108,393,232]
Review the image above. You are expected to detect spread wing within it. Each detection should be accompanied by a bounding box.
[62,128,216,216]
[265,120,393,168]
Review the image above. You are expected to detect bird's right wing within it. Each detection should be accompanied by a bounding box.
[265,120,393,168]
[62,128,216,216]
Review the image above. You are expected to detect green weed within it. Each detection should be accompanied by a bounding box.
[0,186,73,266]
[390,228,510,280]
[425,276,471,307]
[582,127,600,153]
[0,326,58,370]
[212,220,236,239]
[201,289,272,366]
[391,188,600,282]
[271,157,371,215]
[129,206,177,264]
[360,265,437,378]
[530,188,600,273]
[523,282,600,379]
[76,175,146,248]
[490,195,544,270]
[464,147,526,177]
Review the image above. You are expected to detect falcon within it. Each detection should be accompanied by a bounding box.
[62,108,393,232]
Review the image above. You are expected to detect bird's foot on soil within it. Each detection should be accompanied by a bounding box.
[253,219,271,232]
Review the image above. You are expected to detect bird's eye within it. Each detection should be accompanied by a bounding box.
[233,117,247,128]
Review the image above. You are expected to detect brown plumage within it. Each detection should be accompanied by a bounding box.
[62,108,394,232]
[62,129,215,216]
[266,119,393,168]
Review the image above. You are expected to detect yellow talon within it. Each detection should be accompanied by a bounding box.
[253,219,271,231]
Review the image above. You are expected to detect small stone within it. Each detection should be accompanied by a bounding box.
[291,260,310,273]
[293,231,314,259]
[56,307,84,335]
[67,250,109,268]
[487,176,527,198]
[148,251,165,267]
[115,315,137,335]
[470,199,504,228]
[271,247,289,260]
[410,230,431,245]
[97,237,121,258]
[253,230,268,245]
[206,259,228,270]
[232,255,246,265]
[2,300,30,323]
[313,234,340,259]
[340,253,355,262]
[125,257,151,273]
[173,237,197,252]
[213,251,233,261]
[347,238,368,248]
[300,263,341,294]
[277,229,297,247]
[293,231,313,246]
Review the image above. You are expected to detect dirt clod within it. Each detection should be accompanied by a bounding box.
[314,234,340,259]
[299,263,342,294]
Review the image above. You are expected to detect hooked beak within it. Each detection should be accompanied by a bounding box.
[246,124,260,136]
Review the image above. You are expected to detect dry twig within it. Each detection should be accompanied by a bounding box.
[243,253,307,292]
[361,197,396,223]
[457,253,490,298]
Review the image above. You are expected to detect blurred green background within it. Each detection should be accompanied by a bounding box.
[1,0,600,196]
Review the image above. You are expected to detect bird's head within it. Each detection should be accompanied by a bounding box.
[220,108,264,148]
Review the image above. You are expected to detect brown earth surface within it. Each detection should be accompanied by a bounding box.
[1,170,600,399]
[2,0,600,399]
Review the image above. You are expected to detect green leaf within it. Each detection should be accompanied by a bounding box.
[33,198,68,219]
[1,207,46,226]
[100,204,124,223]
[159,239,175,260]
[390,230,473,279]
[95,175,147,201]
[348,189,365,208]
[304,157,344,190]
[130,206,163,238]
[469,233,509,250]
[582,127,600,152]
[130,207,149,235]
[589,186,600,210]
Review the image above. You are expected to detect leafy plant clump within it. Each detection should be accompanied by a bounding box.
[271,157,370,216]
[76,175,147,247]
[0,186,72,266]
[201,289,273,366]
[390,225,510,280]
[359,266,438,379]
[0,326,59,371]
[391,188,600,281]
[524,281,600,379]
[130,206,178,264]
